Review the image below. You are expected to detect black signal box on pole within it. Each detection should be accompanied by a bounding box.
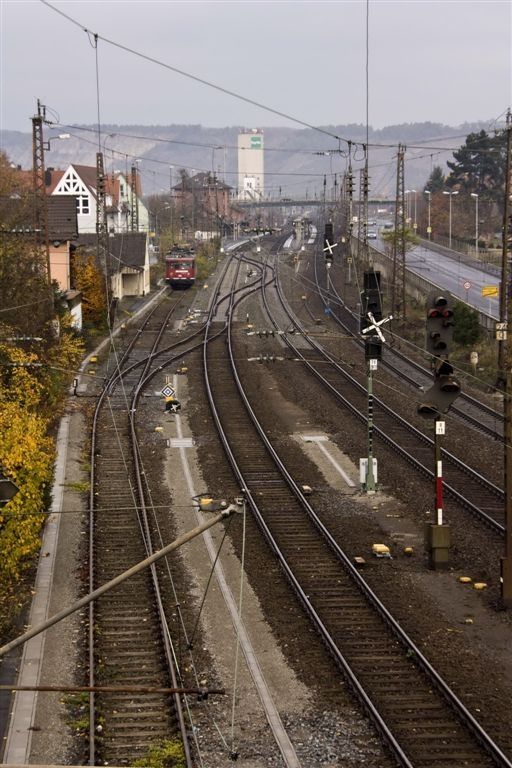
[360,271,382,333]
[324,222,334,253]
[426,294,454,355]
[418,293,461,417]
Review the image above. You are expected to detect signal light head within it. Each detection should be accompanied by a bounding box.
[417,403,441,418]
[439,376,460,393]
[435,359,454,377]
[426,293,454,356]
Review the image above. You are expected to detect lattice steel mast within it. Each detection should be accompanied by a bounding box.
[96,151,114,327]
[392,144,406,318]
[501,108,512,606]
[31,99,51,286]
[130,164,139,232]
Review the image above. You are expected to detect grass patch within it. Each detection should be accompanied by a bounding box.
[63,481,90,493]
[132,739,186,768]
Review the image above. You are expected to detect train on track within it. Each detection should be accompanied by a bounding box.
[165,247,196,288]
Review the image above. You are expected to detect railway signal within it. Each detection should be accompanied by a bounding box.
[360,270,384,338]
[323,223,335,262]
[323,239,337,265]
[418,292,461,570]
[417,359,461,418]
[418,293,460,419]
[426,295,454,355]
[359,271,392,495]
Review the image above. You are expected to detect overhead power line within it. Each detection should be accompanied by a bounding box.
[39,1,508,161]
[40,0,352,147]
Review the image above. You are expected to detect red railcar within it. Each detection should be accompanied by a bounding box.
[165,248,196,288]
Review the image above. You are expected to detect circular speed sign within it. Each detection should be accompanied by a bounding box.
[463,280,471,291]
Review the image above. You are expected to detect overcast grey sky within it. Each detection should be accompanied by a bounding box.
[1,0,510,135]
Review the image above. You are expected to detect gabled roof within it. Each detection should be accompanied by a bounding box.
[108,232,147,272]
[51,164,96,200]
[69,164,98,192]
[49,166,139,207]
[0,194,77,241]
[45,169,65,194]
[77,232,147,274]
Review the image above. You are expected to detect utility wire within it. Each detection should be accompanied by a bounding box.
[40,0,350,147]
[39,3,509,155]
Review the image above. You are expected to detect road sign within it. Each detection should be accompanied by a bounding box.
[463,280,471,291]
[161,384,176,398]
[482,285,498,297]
[496,321,507,341]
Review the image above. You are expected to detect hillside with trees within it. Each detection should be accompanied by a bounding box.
[1,120,504,200]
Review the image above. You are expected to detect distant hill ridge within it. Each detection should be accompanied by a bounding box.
[0,120,497,198]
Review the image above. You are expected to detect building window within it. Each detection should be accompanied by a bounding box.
[76,195,89,215]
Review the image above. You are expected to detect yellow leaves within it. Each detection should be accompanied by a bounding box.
[72,250,107,328]
[0,342,44,409]
[0,393,54,587]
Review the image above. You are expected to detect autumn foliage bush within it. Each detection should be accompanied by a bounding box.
[0,153,87,622]
[0,325,84,611]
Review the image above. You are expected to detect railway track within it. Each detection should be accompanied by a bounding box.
[254,250,506,536]
[89,291,194,766]
[201,248,512,767]
[308,247,505,442]
[86,252,267,765]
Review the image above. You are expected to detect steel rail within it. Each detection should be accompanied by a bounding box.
[88,292,189,764]
[317,257,504,438]
[206,251,512,767]
[273,257,506,534]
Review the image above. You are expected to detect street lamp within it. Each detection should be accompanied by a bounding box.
[470,192,479,258]
[442,190,459,249]
[169,166,175,243]
[424,190,432,240]
[411,189,417,231]
[43,133,70,151]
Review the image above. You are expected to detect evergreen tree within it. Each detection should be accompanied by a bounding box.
[424,166,445,193]
[453,302,482,347]
[446,130,507,204]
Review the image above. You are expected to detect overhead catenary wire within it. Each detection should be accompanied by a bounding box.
[40,0,351,148]
[50,120,499,156]
[42,0,507,156]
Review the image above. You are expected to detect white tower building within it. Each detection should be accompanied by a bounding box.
[237,129,264,201]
